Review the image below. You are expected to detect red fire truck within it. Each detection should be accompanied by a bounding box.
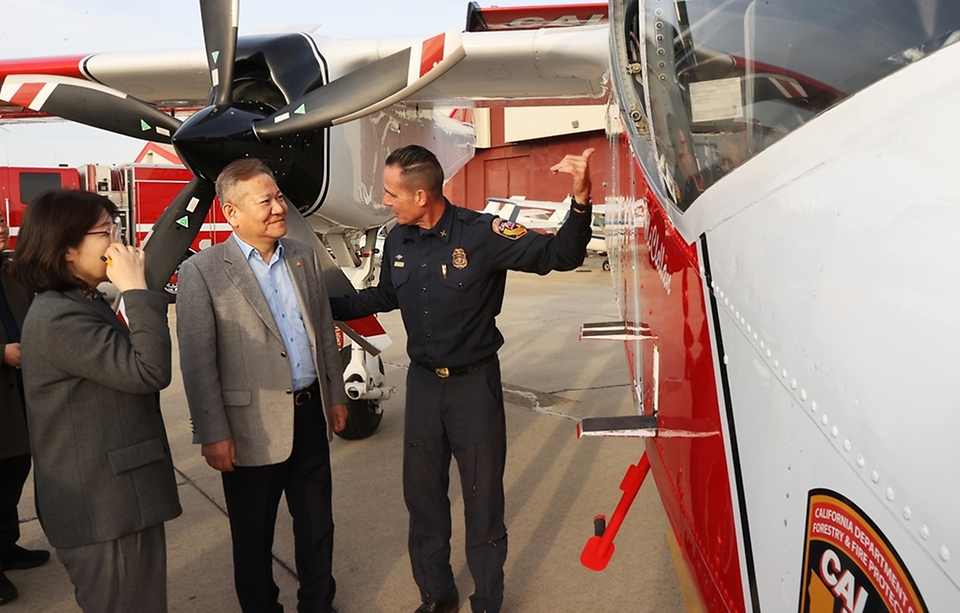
[1,163,227,298]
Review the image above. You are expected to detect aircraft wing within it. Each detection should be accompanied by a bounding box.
[0,9,609,121]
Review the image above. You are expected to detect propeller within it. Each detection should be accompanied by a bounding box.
[0,75,181,142]
[141,178,217,292]
[200,0,239,107]
[0,0,467,350]
[254,30,465,139]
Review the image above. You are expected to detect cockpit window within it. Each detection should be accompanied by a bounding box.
[613,0,960,211]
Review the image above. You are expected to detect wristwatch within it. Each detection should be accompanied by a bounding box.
[571,196,592,214]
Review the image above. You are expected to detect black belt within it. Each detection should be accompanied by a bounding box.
[417,354,496,379]
[293,380,320,406]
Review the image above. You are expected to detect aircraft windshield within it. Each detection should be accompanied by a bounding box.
[613,0,960,211]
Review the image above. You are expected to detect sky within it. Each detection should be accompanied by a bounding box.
[0,0,593,167]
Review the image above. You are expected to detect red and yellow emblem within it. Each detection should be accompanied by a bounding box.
[799,489,927,613]
[491,217,528,240]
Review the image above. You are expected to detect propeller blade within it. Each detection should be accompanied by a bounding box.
[141,178,216,292]
[199,0,239,106]
[283,200,388,355]
[0,75,181,142]
[254,29,466,140]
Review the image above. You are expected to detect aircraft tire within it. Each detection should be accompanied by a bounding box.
[602,259,611,271]
[336,398,383,440]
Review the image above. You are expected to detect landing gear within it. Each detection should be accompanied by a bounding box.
[329,227,393,440]
[335,344,387,440]
[602,259,611,271]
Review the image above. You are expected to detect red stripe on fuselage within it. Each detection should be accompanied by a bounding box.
[607,132,746,611]
[420,34,445,78]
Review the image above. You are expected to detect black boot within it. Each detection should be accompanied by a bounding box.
[0,572,17,606]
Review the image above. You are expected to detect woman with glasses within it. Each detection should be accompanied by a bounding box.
[10,190,181,613]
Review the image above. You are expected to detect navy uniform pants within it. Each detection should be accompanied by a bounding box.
[404,357,508,613]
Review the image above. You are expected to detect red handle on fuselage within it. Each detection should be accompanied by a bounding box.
[579,452,651,571]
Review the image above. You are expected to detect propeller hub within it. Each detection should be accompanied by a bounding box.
[172,105,294,181]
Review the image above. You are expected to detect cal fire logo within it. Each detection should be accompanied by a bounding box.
[799,490,927,613]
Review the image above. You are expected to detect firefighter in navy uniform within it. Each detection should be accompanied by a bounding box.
[331,145,594,613]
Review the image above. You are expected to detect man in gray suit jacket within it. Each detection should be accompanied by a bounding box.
[177,158,348,613]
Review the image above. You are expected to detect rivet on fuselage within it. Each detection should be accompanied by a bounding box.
[800,389,807,401]
[940,545,950,562]
[856,455,865,468]
[723,355,729,365]
[790,377,797,389]
[843,439,851,452]
[831,426,838,438]
[921,525,930,540]
[811,401,818,412]
[903,506,912,520]
[781,369,788,379]
[871,470,880,483]
[886,487,895,501]
[821,415,828,426]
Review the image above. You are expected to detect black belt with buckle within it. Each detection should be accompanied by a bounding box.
[418,354,496,379]
[293,380,320,406]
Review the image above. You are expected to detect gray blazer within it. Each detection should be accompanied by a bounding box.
[20,288,181,549]
[176,237,348,467]
[0,254,31,460]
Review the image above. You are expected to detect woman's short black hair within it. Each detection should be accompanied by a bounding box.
[10,189,119,293]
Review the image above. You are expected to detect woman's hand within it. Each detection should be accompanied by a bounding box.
[104,243,148,293]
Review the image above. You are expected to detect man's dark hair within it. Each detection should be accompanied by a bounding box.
[216,158,275,206]
[10,189,119,293]
[385,145,444,198]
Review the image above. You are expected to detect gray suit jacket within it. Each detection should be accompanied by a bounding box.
[176,237,348,467]
[20,288,181,549]
[0,254,31,459]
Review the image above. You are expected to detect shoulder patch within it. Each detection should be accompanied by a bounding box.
[491,217,528,240]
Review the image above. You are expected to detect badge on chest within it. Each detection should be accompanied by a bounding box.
[452,248,468,269]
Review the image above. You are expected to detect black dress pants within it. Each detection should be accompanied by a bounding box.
[0,453,31,565]
[221,390,335,613]
[404,358,508,613]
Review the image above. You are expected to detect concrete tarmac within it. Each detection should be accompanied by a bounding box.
[6,255,688,612]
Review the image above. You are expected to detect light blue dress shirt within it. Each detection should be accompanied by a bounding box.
[232,233,318,391]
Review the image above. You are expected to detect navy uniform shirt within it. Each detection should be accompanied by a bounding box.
[331,200,592,367]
